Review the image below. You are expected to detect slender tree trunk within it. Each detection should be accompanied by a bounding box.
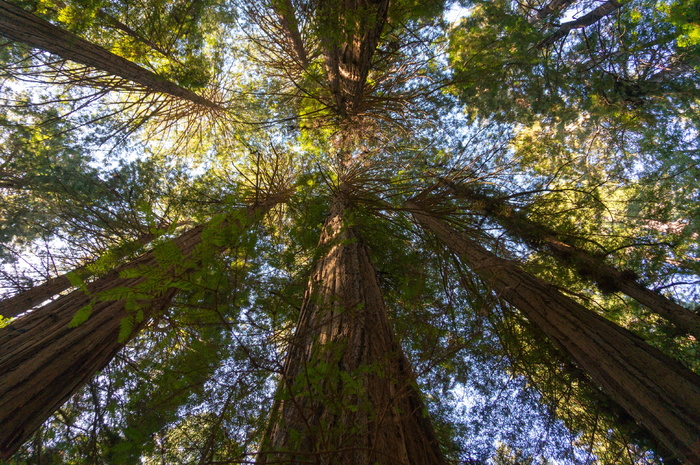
[0,0,221,109]
[0,196,284,459]
[257,192,446,465]
[0,233,156,319]
[407,201,700,464]
[445,183,700,339]
[319,0,389,116]
[273,0,309,68]
[538,0,625,48]
[528,0,576,23]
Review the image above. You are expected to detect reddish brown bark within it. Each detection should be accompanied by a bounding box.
[0,0,220,109]
[319,0,389,116]
[444,183,700,340]
[0,196,285,459]
[408,202,700,464]
[273,0,310,68]
[257,192,446,464]
[0,234,156,319]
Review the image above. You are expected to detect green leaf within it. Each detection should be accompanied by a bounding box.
[68,304,93,328]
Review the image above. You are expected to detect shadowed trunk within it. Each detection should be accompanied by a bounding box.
[408,201,700,464]
[0,233,156,319]
[538,0,625,48]
[444,183,700,339]
[273,0,310,68]
[528,0,576,23]
[319,0,389,116]
[0,196,285,459]
[257,191,446,465]
[0,0,221,109]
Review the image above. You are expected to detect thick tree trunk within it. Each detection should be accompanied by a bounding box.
[537,0,625,48]
[0,233,156,319]
[408,202,700,464]
[0,0,220,109]
[445,183,700,339]
[257,192,446,465]
[319,0,389,116]
[0,197,283,459]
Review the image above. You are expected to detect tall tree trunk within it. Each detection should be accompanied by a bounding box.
[444,183,700,339]
[0,196,284,459]
[407,201,700,464]
[0,0,221,109]
[273,0,309,68]
[319,0,389,116]
[257,191,446,465]
[0,233,156,319]
[537,0,625,48]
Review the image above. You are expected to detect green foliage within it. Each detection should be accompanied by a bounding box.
[2,0,698,463]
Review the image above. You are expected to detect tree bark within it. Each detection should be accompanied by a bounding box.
[273,0,310,68]
[408,201,700,464]
[0,233,156,319]
[0,196,284,459]
[444,183,700,340]
[528,0,577,24]
[319,0,389,117]
[257,192,446,465]
[537,0,625,48]
[0,0,221,109]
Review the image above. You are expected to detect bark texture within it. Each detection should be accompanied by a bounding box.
[0,234,156,319]
[0,0,220,109]
[538,0,625,48]
[0,197,284,459]
[257,193,446,465]
[446,183,700,339]
[318,0,389,116]
[408,202,700,464]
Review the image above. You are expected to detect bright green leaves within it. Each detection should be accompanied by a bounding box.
[67,304,93,328]
[668,0,700,48]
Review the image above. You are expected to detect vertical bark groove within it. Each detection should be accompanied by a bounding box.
[0,196,285,459]
[408,202,700,464]
[444,183,700,339]
[0,233,156,319]
[258,192,446,465]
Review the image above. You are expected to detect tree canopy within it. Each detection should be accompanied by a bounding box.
[0,0,699,463]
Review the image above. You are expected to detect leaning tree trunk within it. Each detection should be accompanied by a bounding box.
[0,0,221,109]
[0,196,284,459]
[537,0,626,48]
[257,192,446,465]
[407,201,700,464]
[444,182,700,340]
[0,233,156,319]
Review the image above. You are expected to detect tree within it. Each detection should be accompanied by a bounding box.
[1,0,699,463]
[0,0,222,108]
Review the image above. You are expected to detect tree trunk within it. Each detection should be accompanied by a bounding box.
[0,233,156,319]
[0,197,283,459]
[538,0,625,48]
[0,0,220,109]
[528,0,576,24]
[273,0,309,68]
[257,192,446,465]
[407,201,700,464]
[319,0,389,116]
[444,183,700,340]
